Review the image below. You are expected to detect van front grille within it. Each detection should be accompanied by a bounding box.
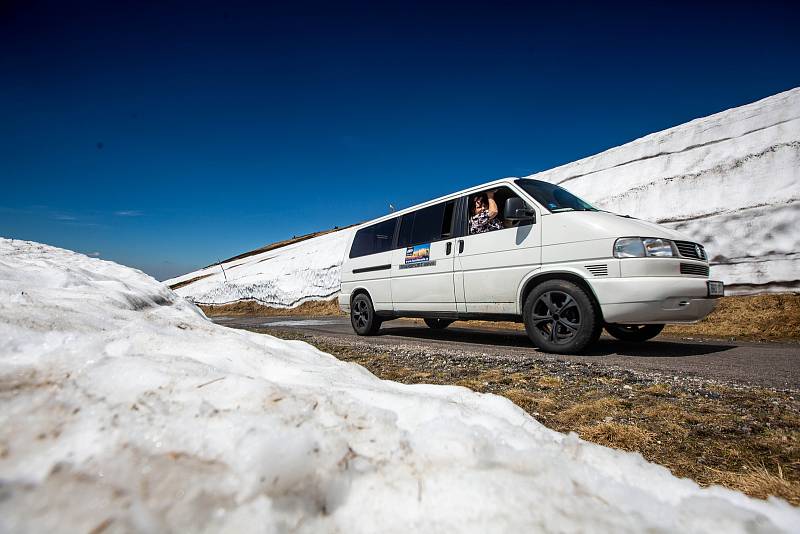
[680,263,709,276]
[585,264,608,277]
[675,240,706,260]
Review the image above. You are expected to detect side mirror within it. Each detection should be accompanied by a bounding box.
[503,197,536,222]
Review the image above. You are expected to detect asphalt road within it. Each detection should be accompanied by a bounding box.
[213,315,800,390]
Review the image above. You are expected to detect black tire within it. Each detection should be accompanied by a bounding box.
[350,293,382,335]
[523,279,601,354]
[605,323,665,342]
[424,318,453,330]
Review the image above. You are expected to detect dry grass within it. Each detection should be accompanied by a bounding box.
[710,463,799,503]
[642,383,671,396]
[199,298,344,318]
[664,293,800,342]
[558,398,623,425]
[578,422,655,451]
[537,376,563,389]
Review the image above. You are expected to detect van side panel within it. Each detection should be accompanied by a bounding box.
[391,240,457,312]
[340,250,394,312]
[457,221,541,313]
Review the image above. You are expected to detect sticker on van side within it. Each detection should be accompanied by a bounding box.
[399,244,436,269]
[405,244,430,264]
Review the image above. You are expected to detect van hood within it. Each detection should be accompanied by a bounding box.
[540,210,693,246]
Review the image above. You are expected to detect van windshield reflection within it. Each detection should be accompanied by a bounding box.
[515,179,597,213]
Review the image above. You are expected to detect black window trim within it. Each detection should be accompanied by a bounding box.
[397,199,459,250]
[352,264,392,274]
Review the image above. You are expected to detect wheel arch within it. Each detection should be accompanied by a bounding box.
[349,287,373,308]
[517,270,604,321]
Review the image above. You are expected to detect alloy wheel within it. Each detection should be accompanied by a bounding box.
[352,298,370,329]
[531,290,581,345]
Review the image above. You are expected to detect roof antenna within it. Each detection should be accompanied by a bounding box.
[389,204,396,212]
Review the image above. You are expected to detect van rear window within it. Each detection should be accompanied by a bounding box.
[349,218,397,258]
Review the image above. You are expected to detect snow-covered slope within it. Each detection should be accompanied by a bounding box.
[166,228,354,307]
[526,88,800,294]
[169,88,798,305]
[2,238,798,532]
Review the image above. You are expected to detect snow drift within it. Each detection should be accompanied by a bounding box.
[525,87,800,295]
[1,238,799,532]
[168,88,798,306]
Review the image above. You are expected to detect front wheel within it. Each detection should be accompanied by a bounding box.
[523,280,601,354]
[605,324,664,342]
[424,318,453,330]
[351,294,382,335]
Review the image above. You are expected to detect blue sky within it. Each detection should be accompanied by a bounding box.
[2,0,798,280]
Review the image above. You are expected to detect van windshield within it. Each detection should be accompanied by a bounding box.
[514,179,597,213]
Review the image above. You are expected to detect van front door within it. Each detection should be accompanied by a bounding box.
[456,186,541,314]
[391,200,457,313]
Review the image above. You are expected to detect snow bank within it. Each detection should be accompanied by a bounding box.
[166,228,353,307]
[1,238,798,532]
[525,87,800,294]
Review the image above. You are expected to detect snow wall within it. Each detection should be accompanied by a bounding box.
[525,88,800,295]
[168,88,799,305]
[2,238,799,532]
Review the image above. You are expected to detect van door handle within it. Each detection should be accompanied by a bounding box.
[458,240,464,253]
[446,242,452,255]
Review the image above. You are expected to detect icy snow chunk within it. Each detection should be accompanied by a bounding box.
[1,238,799,532]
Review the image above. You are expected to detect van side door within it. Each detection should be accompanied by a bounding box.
[390,200,458,313]
[455,186,541,314]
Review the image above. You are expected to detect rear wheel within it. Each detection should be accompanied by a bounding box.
[523,279,601,354]
[351,293,382,335]
[605,324,664,342]
[424,318,453,330]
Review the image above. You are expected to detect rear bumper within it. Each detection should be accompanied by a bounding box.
[589,277,721,324]
[338,293,350,313]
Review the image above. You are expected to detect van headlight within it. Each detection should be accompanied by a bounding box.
[614,237,676,258]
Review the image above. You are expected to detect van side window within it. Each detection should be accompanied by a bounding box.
[467,186,534,235]
[397,200,456,248]
[349,218,397,258]
[397,213,414,248]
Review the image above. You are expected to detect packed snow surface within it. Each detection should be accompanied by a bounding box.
[2,238,799,532]
[169,89,799,306]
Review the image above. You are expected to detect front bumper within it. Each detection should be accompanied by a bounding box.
[589,277,722,324]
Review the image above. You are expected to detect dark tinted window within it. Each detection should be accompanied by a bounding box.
[397,200,455,248]
[349,218,397,258]
[441,201,454,237]
[397,213,414,248]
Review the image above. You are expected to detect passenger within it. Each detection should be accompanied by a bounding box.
[469,190,503,234]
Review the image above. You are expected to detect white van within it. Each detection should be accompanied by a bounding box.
[339,178,723,354]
